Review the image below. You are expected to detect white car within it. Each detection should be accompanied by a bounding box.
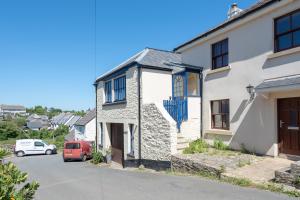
[15,139,57,157]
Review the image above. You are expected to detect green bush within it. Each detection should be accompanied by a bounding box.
[0,148,10,159]
[213,138,229,150]
[183,139,208,154]
[91,151,104,164]
[53,125,69,138]
[0,162,39,200]
[53,135,65,150]
[0,121,23,140]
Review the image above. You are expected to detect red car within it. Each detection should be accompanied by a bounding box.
[63,141,92,162]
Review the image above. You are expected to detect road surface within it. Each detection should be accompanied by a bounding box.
[7,154,296,200]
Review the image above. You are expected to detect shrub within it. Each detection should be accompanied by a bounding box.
[54,135,65,150]
[213,138,228,150]
[0,162,39,200]
[0,148,10,159]
[183,139,208,154]
[91,151,104,164]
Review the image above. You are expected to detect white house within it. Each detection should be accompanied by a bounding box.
[0,104,26,117]
[174,0,300,157]
[95,48,202,167]
[73,109,96,142]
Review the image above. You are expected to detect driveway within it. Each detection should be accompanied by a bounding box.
[7,154,295,200]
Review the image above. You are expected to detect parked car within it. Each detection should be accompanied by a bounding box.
[63,141,92,162]
[15,139,57,157]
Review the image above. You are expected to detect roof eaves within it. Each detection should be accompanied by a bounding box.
[174,0,279,52]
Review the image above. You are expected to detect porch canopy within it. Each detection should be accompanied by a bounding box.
[255,75,300,93]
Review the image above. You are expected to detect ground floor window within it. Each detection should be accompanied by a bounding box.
[211,99,230,130]
[128,124,134,156]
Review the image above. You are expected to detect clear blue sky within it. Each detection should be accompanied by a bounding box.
[0,0,256,110]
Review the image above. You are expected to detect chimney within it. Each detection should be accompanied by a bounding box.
[227,3,243,19]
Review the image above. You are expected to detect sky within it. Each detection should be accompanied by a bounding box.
[0,0,256,110]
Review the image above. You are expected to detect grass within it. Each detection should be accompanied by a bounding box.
[183,139,208,154]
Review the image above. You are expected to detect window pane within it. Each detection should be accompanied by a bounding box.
[221,100,229,114]
[214,115,222,128]
[293,30,300,46]
[292,12,300,29]
[278,33,292,50]
[213,43,222,56]
[188,73,199,96]
[216,57,222,68]
[276,16,291,34]
[212,101,220,114]
[222,114,230,129]
[222,39,228,54]
[222,55,228,67]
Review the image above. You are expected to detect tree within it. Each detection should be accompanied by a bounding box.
[0,121,22,140]
[0,149,39,200]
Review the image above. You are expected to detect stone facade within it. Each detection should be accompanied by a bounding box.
[141,103,177,161]
[96,66,140,158]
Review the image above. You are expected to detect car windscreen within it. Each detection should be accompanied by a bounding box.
[65,143,80,149]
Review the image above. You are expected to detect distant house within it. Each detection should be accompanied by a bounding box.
[0,104,26,117]
[26,114,49,130]
[73,109,96,142]
[50,113,81,131]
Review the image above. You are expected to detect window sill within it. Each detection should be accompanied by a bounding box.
[206,66,231,75]
[103,100,127,106]
[127,153,135,159]
[268,46,300,60]
[204,129,232,136]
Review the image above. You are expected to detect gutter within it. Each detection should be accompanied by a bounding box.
[93,82,98,151]
[200,71,203,138]
[137,64,142,166]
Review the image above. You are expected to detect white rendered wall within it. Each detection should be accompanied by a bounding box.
[177,1,300,156]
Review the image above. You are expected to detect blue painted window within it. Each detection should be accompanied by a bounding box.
[174,75,184,98]
[114,76,126,101]
[105,81,112,103]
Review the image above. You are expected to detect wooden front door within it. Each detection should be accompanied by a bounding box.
[110,123,124,165]
[278,98,300,155]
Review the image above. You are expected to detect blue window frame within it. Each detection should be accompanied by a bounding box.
[105,81,112,103]
[114,76,126,101]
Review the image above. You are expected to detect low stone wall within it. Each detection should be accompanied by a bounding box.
[171,154,222,177]
[275,161,300,188]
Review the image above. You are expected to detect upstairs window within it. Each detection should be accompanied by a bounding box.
[212,39,228,70]
[275,9,300,52]
[211,99,229,130]
[104,81,112,103]
[114,76,126,101]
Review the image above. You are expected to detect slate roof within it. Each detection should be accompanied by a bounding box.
[256,75,300,91]
[174,0,278,51]
[65,115,81,127]
[95,48,202,82]
[64,129,75,141]
[0,104,26,111]
[75,109,96,126]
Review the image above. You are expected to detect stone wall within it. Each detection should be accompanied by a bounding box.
[171,154,222,177]
[96,66,140,157]
[275,161,300,188]
[141,103,177,161]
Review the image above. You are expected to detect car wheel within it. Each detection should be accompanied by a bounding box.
[17,151,25,157]
[82,155,87,162]
[45,150,52,155]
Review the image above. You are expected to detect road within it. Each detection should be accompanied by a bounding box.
[7,154,296,200]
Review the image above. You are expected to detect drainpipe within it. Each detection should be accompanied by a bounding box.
[137,64,142,166]
[93,82,98,151]
[200,70,203,138]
